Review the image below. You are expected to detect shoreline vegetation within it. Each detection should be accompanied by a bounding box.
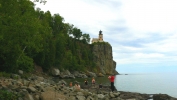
[0,72,177,100]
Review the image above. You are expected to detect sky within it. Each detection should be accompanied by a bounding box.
[34,0,177,74]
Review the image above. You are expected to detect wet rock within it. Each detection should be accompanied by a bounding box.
[153,94,177,100]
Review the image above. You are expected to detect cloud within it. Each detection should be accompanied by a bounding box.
[34,0,177,73]
[121,0,177,33]
[34,0,124,35]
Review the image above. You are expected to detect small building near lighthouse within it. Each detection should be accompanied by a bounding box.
[92,30,104,43]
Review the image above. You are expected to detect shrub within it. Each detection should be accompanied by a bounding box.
[0,90,21,100]
[0,72,11,78]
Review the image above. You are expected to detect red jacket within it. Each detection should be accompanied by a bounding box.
[109,75,115,82]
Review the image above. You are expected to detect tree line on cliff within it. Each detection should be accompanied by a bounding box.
[0,0,97,73]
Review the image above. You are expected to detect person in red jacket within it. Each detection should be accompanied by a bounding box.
[108,74,115,92]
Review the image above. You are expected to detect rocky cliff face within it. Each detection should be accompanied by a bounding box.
[92,43,118,75]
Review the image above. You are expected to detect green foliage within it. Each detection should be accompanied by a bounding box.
[0,0,96,73]
[17,54,34,72]
[92,41,111,46]
[72,27,82,39]
[13,75,19,80]
[0,72,11,78]
[21,73,31,79]
[81,33,90,44]
[0,0,43,72]
[0,90,21,100]
[33,0,47,5]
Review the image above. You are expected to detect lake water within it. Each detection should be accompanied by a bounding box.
[114,73,177,98]
[62,73,177,98]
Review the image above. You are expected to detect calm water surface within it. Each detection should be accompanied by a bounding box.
[114,73,177,98]
[61,73,177,98]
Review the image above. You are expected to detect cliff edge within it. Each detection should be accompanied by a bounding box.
[92,42,119,75]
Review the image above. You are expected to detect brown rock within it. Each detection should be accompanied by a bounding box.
[40,91,66,100]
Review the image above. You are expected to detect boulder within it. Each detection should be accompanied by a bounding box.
[58,80,67,85]
[18,70,23,75]
[86,96,94,100]
[40,91,66,100]
[98,73,104,77]
[98,94,105,99]
[86,71,97,77]
[23,92,34,100]
[72,71,88,78]
[51,68,60,76]
[60,70,75,79]
[76,95,86,100]
[153,94,172,100]
[11,74,21,79]
[27,86,36,93]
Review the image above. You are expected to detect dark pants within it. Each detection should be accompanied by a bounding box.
[111,82,114,92]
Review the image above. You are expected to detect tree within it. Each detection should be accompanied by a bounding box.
[64,23,74,35]
[51,14,64,36]
[33,0,47,5]
[81,33,90,44]
[33,9,52,67]
[72,27,82,39]
[54,33,67,67]
[0,0,43,72]
[0,0,96,73]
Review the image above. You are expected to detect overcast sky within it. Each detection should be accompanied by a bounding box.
[34,0,177,73]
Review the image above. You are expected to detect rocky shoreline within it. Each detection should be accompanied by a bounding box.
[1,74,177,100]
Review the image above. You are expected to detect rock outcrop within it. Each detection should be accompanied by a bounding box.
[92,43,118,75]
[1,75,177,100]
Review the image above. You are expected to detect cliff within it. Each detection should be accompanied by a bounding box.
[92,42,119,75]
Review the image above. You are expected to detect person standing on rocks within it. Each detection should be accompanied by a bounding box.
[69,82,72,87]
[108,74,115,92]
[75,83,80,90]
[84,79,88,85]
[84,79,88,88]
[99,83,103,89]
[92,77,95,87]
